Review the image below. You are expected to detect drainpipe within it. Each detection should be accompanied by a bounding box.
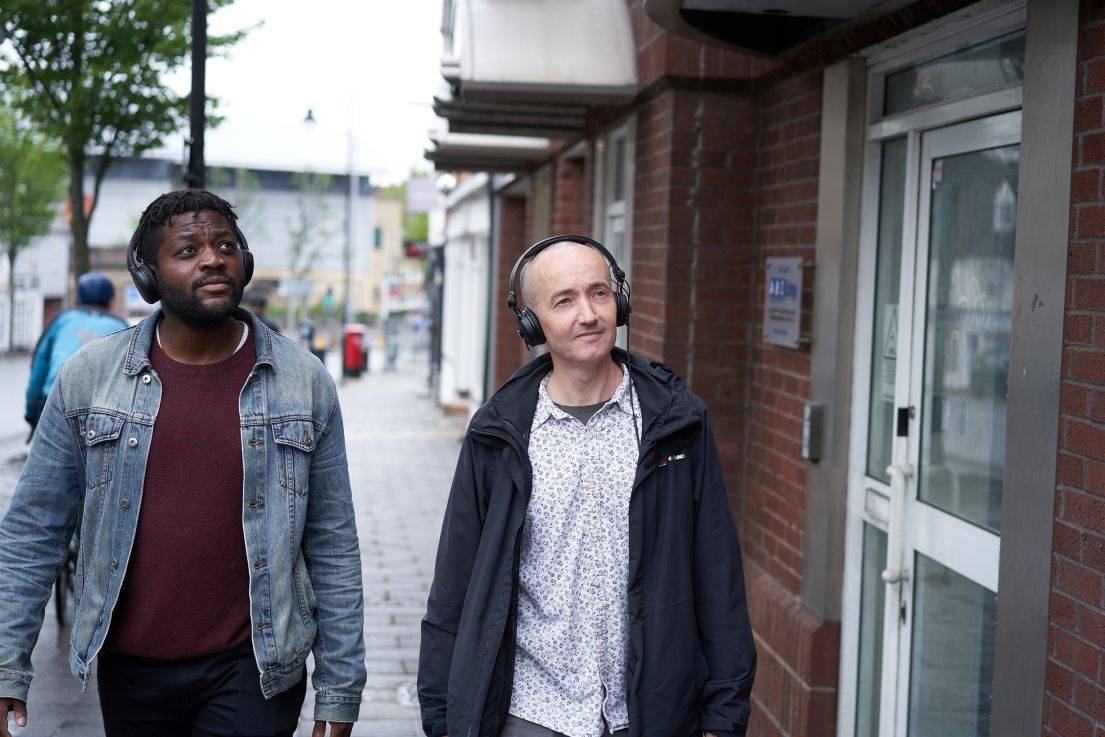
[483,176,499,404]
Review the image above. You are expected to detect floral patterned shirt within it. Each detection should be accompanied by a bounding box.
[509,364,640,737]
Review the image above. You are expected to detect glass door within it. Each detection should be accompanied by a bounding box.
[845,109,1020,737]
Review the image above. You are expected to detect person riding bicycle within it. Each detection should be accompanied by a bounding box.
[24,273,127,434]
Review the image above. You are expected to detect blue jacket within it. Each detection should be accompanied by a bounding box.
[0,309,367,723]
[24,305,128,423]
[418,349,756,737]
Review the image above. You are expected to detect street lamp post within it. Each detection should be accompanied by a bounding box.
[344,123,356,328]
[184,0,206,189]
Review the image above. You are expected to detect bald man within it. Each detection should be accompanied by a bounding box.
[418,238,756,737]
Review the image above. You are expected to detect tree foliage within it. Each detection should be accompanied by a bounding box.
[0,106,67,346]
[0,0,244,278]
[376,171,431,244]
[285,170,334,332]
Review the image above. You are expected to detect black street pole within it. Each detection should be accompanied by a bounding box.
[186,0,207,189]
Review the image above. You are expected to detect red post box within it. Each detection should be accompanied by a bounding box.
[342,324,368,378]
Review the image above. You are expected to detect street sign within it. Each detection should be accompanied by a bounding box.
[278,278,314,300]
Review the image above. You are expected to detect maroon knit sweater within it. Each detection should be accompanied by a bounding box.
[104,328,255,659]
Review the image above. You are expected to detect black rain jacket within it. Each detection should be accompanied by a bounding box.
[418,349,756,737]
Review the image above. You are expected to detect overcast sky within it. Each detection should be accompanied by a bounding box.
[168,0,444,185]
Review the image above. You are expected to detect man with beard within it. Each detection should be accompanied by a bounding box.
[0,190,366,737]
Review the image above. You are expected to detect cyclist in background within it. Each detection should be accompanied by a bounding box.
[24,272,127,434]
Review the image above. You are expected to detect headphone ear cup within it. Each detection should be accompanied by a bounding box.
[516,309,546,347]
[241,248,254,287]
[126,231,160,304]
[615,291,631,327]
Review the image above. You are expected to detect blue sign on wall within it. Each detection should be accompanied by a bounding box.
[762,256,804,349]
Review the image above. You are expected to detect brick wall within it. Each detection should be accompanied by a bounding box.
[626,0,774,89]
[552,155,590,235]
[744,68,828,737]
[494,194,532,390]
[1047,2,1105,734]
[744,68,822,597]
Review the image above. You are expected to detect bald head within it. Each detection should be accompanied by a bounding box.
[519,241,610,311]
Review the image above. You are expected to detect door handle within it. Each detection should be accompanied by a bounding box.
[882,463,914,584]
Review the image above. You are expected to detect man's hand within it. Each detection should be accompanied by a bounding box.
[0,699,27,737]
[311,720,352,737]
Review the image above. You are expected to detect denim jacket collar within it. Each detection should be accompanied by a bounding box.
[122,308,277,376]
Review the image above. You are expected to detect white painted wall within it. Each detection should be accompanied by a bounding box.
[438,173,490,409]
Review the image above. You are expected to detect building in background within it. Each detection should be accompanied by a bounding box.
[426,1,1096,735]
[7,117,378,343]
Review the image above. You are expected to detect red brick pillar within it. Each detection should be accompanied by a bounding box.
[493,194,531,390]
[553,156,589,236]
[1046,3,1105,733]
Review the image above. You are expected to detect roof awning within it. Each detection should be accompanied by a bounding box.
[433,92,587,138]
[425,123,552,173]
[643,0,915,56]
[444,0,638,105]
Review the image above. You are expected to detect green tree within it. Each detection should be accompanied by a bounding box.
[376,170,431,244]
[0,0,245,279]
[0,108,67,349]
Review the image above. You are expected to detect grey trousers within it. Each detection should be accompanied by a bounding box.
[499,714,628,737]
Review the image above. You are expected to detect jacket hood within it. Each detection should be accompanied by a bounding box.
[469,348,704,449]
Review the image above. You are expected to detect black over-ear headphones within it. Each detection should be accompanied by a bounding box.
[506,234,631,348]
[127,215,254,304]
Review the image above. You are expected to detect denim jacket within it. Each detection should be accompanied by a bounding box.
[0,309,366,723]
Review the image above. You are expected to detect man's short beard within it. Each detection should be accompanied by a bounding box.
[158,275,245,329]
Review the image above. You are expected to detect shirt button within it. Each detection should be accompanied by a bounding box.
[141,374,151,384]
[591,580,600,588]
[97,616,103,626]
[120,499,130,509]
[127,437,138,448]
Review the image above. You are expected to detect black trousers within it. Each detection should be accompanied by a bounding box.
[96,642,307,737]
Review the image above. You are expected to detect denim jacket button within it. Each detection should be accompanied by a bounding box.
[142,374,151,384]
[120,499,130,509]
[111,558,118,568]
[86,429,95,439]
[127,437,138,448]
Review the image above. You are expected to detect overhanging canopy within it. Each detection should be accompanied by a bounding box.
[643,0,915,56]
[426,123,552,173]
[443,0,638,105]
[433,92,588,138]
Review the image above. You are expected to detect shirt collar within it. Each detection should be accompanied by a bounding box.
[531,363,634,431]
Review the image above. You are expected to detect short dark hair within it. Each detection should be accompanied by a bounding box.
[133,189,241,265]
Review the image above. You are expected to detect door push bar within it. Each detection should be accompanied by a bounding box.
[882,462,914,584]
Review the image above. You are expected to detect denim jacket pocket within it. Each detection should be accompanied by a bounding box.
[80,412,125,489]
[271,419,318,495]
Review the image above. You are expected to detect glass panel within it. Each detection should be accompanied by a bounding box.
[884,33,1025,116]
[865,137,907,483]
[855,525,888,737]
[612,136,626,202]
[919,145,1018,532]
[907,553,997,737]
